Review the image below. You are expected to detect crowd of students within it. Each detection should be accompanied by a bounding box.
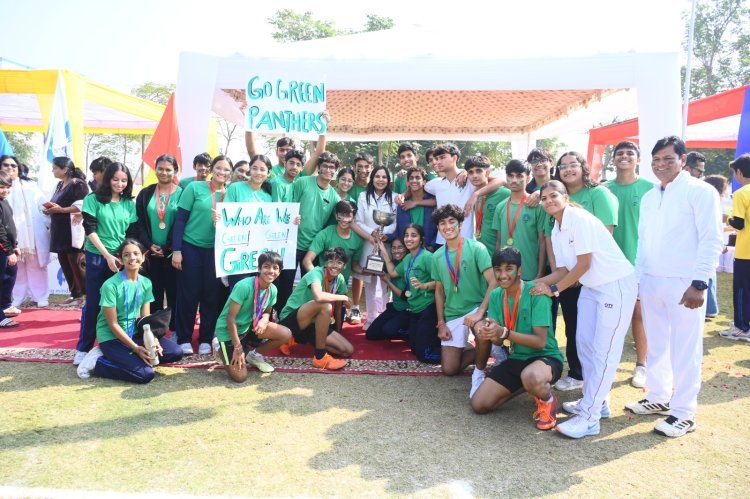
[2,130,747,440]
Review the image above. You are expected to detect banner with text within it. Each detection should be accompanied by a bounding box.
[214,202,299,278]
[245,72,327,139]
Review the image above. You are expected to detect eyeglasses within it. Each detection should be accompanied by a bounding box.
[557,163,581,171]
[529,160,549,166]
[326,260,345,268]
[319,164,337,171]
[1,163,18,168]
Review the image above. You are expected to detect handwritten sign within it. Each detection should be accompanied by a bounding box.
[214,202,299,278]
[245,73,327,139]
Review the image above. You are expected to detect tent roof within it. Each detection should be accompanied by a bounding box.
[0,69,165,135]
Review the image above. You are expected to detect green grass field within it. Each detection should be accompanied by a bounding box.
[1,274,749,498]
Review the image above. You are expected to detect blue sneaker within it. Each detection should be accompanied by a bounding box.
[556,415,600,439]
[562,398,611,419]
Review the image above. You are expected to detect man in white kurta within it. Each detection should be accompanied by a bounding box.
[625,136,722,438]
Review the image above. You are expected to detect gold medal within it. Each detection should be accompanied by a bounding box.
[330,316,336,325]
[405,290,412,298]
[159,222,166,230]
[454,286,458,293]
[476,231,481,239]
[507,237,513,245]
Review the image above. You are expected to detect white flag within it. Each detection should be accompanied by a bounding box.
[39,71,73,196]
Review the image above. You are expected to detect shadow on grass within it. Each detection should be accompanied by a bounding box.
[0,406,216,451]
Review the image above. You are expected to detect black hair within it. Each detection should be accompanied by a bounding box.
[354,152,374,166]
[0,170,11,187]
[506,159,530,176]
[155,153,180,172]
[365,165,393,207]
[556,151,598,188]
[18,163,31,181]
[95,162,134,203]
[613,141,640,158]
[403,223,425,245]
[406,166,427,181]
[249,154,273,172]
[431,203,465,225]
[464,154,491,171]
[492,246,522,268]
[526,148,554,164]
[89,156,113,174]
[730,153,750,177]
[425,147,436,161]
[686,151,707,167]
[651,136,686,157]
[337,166,355,181]
[397,143,418,157]
[276,137,296,149]
[193,152,211,166]
[211,155,234,170]
[116,238,146,257]
[704,174,728,196]
[258,251,284,271]
[432,143,460,160]
[233,160,249,171]
[317,151,340,169]
[335,199,356,216]
[285,149,306,163]
[323,246,348,264]
[540,179,568,196]
[52,156,86,181]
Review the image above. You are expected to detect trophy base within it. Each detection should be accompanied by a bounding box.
[365,254,386,274]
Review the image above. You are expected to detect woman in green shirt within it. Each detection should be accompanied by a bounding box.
[76,162,138,366]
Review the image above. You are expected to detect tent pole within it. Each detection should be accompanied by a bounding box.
[682,0,698,140]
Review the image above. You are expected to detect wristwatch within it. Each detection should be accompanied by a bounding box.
[550,284,560,297]
[691,280,708,291]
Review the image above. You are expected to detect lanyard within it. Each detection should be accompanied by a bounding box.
[475,195,488,237]
[252,277,270,329]
[209,181,225,210]
[121,271,140,338]
[502,280,524,332]
[155,184,172,229]
[324,268,338,295]
[405,247,424,293]
[444,237,464,293]
[505,196,527,245]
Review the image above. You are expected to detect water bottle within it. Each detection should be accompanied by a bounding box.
[143,324,159,366]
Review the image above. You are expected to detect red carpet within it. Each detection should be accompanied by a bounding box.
[0,308,444,375]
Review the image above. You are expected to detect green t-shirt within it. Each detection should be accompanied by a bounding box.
[390,272,409,312]
[430,237,492,321]
[604,177,654,265]
[291,176,340,250]
[82,193,138,255]
[491,197,547,281]
[350,184,368,204]
[487,283,562,362]
[395,248,434,313]
[225,181,272,203]
[96,273,155,343]
[325,193,357,227]
[543,185,619,236]
[269,164,307,181]
[308,226,364,281]
[178,181,223,249]
[270,175,295,203]
[146,186,183,247]
[178,176,197,190]
[394,170,439,194]
[280,266,347,320]
[476,187,511,253]
[215,277,277,342]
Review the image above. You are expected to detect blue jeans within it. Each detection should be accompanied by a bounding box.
[706,274,718,316]
[77,251,114,352]
[95,336,183,383]
[174,242,220,345]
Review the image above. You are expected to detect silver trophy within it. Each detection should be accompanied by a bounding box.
[365,209,397,274]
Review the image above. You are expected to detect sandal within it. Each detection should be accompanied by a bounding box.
[3,307,21,317]
[0,318,20,328]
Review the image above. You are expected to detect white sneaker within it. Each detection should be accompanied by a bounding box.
[469,369,486,398]
[76,347,103,379]
[37,301,49,308]
[631,365,647,388]
[624,398,671,415]
[73,350,87,366]
[556,415,600,439]
[562,397,611,418]
[179,343,194,355]
[554,375,584,391]
[654,416,696,438]
[246,351,274,373]
[349,308,362,324]
[718,327,750,342]
[198,342,212,355]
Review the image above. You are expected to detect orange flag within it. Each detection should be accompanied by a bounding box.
[142,93,182,185]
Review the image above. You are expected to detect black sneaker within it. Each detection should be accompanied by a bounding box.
[654,416,696,437]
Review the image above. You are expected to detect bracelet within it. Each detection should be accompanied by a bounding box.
[131,344,139,352]
[436,320,446,329]
[501,328,511,341]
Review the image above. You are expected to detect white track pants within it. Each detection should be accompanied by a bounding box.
[12,257,49,306]
[639,275,704,421]
[576,273,638,422]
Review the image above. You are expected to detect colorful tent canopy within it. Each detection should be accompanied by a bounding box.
[587,85,750,174]
[0,69,164,168]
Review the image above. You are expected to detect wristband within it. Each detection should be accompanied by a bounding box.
[501,328,511,341]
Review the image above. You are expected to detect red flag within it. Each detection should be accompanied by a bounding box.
[142,93,182,170]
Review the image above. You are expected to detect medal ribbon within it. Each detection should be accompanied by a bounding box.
[505,195,527,243]
[475,195,488,235]
[405,247,424,293]
[444,237,463,292]
[502,280,524,332]
[252,276,270,329]
[324,268,338,321]
[155,184,172,228]
[121,271,141,338]
[209,181,225,211]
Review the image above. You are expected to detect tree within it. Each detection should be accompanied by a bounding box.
[216,115,240,155]
[131,82,175,105]
[364,14,394,32]
[684,0,750,99]
[268,10,340,43]
[3,132,36,166]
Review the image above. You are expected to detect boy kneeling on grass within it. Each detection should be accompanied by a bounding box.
[212,251,292,382]
[470,246,563,431]
[278,246,354,370]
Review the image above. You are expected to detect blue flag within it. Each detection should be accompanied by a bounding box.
[0,128,13,157]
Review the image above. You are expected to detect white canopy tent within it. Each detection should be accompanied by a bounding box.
[176,19,683,180]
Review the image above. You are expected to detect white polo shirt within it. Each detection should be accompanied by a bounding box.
[551,205,634,289]
[425,177,476,244]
